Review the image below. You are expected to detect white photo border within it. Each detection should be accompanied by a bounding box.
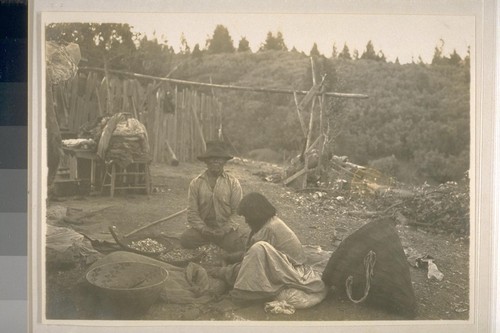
[28,0,498,332]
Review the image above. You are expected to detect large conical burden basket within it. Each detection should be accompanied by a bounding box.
[322,218,417,318]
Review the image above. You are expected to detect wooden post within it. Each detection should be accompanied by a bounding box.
[310,57,317,85]
[161,108,168,163]
[318,90,326,178]
[293,91,307,137]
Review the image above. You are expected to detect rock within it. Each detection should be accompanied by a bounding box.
[46,205,67,221]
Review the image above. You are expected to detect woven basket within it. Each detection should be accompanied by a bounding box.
[86,261,169,316]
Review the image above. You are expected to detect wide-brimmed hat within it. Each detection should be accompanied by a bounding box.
[197,141,233,161]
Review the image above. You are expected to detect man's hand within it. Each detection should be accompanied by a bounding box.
[201,226,214,238]
[201,227,225,242]
[211,229,225,241]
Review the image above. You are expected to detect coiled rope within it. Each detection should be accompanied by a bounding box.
[345,250,377,303]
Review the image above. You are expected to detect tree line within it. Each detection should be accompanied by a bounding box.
[46,23,469,73]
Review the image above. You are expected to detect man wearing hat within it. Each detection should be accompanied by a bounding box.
[180,141,246,252]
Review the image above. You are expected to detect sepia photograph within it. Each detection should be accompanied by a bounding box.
[29,1,496,331]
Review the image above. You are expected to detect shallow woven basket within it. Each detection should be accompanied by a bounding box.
[86,261,169,314]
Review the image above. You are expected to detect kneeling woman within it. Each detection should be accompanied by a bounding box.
[215,192,325,303]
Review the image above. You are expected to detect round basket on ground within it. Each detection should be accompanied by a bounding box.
[86,261,169,318]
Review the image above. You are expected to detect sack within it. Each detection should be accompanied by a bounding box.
[275,287,328,309]
[322,219,417,318]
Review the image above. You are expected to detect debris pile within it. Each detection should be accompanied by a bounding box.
[388,181,469,235]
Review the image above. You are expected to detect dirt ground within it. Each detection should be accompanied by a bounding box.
[45,159,469,321]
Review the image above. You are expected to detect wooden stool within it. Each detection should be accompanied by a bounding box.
[101,160,151,197]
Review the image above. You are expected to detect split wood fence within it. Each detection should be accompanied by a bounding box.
[51,72,222,163]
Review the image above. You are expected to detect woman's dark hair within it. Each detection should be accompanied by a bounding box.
[237,192,276,231]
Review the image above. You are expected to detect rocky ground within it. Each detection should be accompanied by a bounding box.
[44,159,469,322]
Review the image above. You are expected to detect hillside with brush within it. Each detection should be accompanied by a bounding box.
[172,51,470,185]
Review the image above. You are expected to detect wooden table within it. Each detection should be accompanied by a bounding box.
[62,148,101,192]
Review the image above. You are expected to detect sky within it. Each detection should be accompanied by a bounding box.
[127,13,474,64]
[46,12,475,64]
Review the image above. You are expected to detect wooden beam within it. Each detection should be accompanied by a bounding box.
[283,167,317,185]
[283,167,307,185]
[310,57,317,85]
[80,66,368,99]
[293,91,307,137]
[298,84,321,110]
[305,134,323,154]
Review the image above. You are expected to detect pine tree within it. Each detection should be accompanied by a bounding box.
[192,43,202,58]
[448,49,462,65]
[310,43,321,57]
[360,40,378,60]
[338,43,351,60]
[206,25,235,53]
[237,37,251,52]
[260,31,287,51]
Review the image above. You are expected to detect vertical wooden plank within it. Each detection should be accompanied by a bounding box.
[191,90,206,156]
[158,87,166,163]
[173,86,178,154]
[205,94,210,141]
[189,90,198,161]
[200,93,204,142]
[179,89,185,162]
[188,90,193,161]
[161,111,168,162]
[218,101,223,140]
[154,87,162,162]
[122,80,127,113]
[185,89,190,162]
[69,75,78,132]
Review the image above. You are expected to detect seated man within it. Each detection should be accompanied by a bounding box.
[180,141,246,253]
[212,192,325,303]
